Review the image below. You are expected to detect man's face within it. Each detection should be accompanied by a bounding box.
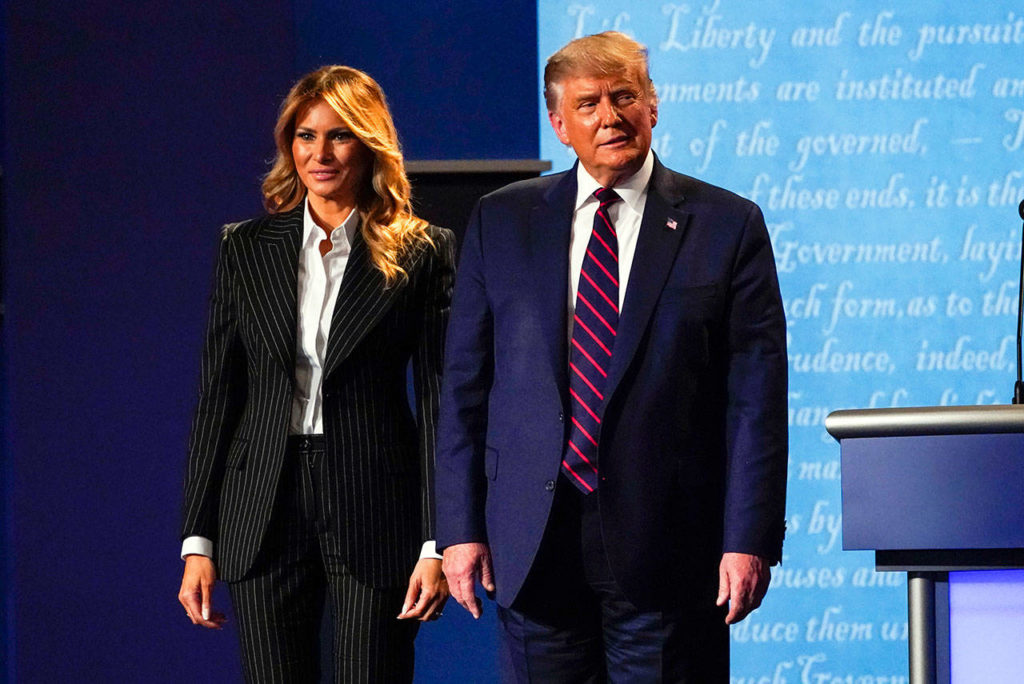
[548,72,657,187]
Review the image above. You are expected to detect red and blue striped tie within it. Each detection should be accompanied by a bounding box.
[563,187,621,493]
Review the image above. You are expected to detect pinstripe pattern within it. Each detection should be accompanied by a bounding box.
[230,440,417,683]
[181,205,454,677]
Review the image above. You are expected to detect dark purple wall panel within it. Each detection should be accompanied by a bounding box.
[3,2,293,679]
[3,0,534,679]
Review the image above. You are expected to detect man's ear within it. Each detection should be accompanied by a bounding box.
[548,110,572,146]
[650,102,658,129]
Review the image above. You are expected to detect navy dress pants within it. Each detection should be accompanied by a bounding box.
[497,479,728,683]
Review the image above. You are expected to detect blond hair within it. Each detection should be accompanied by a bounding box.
[543,31,657,112]
[262,65,431,285]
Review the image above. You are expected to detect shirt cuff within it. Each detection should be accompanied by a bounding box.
[181,536,213,560]
[419,540,443,560]
[183,537,435,560]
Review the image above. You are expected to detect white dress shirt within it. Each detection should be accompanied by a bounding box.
[182,199,440,561]
[290,200,359,434]
[568,150,654,339]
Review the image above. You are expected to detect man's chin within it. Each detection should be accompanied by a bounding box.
[601,152,645,175]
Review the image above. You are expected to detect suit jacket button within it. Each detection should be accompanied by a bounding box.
[545,480,555,491]
[558,411,564,422]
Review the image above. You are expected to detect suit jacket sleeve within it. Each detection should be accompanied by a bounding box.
[434,202,494,550]
[722,202,788,563]
[181,229,247,543]
[411,227,456,542]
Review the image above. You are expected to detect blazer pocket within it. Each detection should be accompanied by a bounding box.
[659,283,719,306]
[226,437,249,470]
[654,285,717,367]
[484,447,498,481]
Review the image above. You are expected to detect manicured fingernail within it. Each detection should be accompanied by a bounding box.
[202,607,210,621]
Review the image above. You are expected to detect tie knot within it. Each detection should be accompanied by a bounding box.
[594,187,622,206]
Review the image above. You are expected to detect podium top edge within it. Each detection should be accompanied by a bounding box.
[405,159,553,174]
[825,404,1024,440]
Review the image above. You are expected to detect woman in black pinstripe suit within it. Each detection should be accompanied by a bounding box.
[177,66,452,683]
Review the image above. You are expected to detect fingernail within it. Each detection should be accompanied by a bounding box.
[202,607,210,621]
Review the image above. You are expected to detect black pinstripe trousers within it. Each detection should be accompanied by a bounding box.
[228,436,418,683]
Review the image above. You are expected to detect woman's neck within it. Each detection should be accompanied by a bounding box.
[307,194,356,235]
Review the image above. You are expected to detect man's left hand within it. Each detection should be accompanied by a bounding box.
[715,552,771,624]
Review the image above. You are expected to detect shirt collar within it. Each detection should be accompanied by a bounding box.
[301,197,359,248]
[573,149,654,216]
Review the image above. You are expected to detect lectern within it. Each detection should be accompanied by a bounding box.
[825,405,1024,684]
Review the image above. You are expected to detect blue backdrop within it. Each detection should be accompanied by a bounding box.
[539,1,1024,681]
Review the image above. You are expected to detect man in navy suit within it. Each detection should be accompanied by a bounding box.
[436,31,787,681]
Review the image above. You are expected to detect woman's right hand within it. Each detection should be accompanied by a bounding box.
[179,555,226,629]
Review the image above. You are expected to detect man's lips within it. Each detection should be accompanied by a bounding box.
[599,135,632,147]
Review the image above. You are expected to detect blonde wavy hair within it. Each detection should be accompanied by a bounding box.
[262,65,431,284]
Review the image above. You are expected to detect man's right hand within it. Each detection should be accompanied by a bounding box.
[179,555,226,629]
[442,542,495,619]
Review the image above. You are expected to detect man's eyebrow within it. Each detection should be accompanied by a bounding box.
[571,90,600,103]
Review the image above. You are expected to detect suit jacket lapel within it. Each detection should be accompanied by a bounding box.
[604,159,692,403]
[531,169,577,404]
[323,227,412,377]
[240,205,302,375]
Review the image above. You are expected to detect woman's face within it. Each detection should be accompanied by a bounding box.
[291,99,373,208]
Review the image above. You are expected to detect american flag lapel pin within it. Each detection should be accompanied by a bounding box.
[666,217,677,230]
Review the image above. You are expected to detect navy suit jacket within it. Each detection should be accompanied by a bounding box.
[436,158,787,611]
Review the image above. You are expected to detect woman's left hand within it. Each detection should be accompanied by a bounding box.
[397,558,449,621]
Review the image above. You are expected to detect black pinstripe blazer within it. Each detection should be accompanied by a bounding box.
[181,204,455,587]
